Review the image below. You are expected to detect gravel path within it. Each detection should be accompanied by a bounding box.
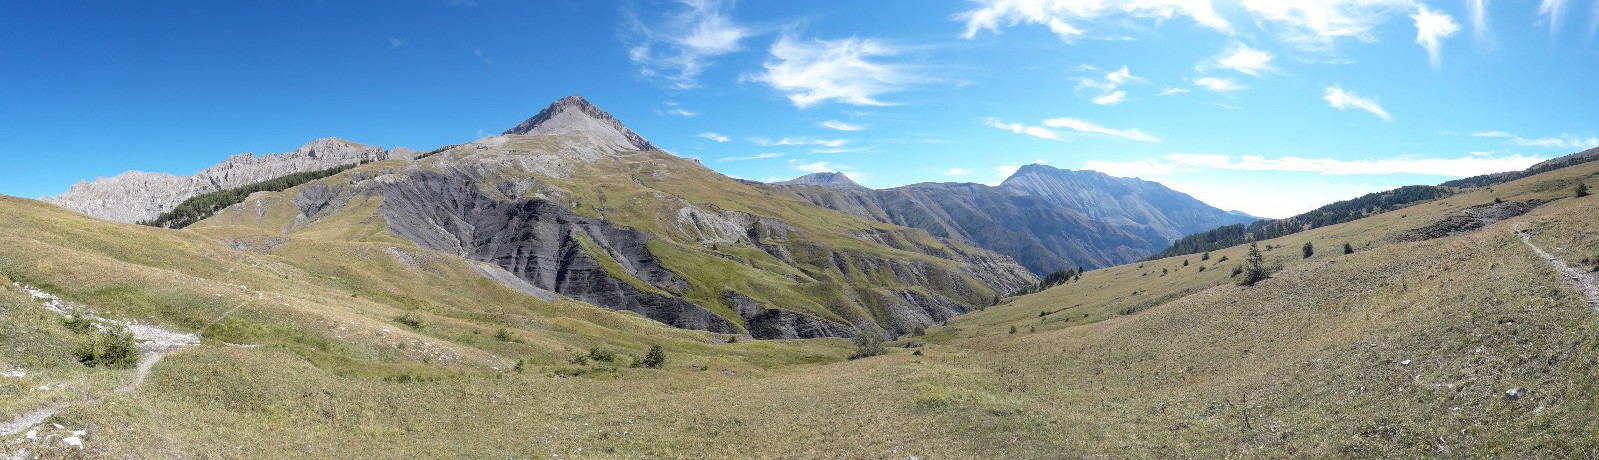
[1517,225,1599,309]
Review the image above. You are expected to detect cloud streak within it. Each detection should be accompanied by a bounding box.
[625,0,752,89]
[1198,42,1275,76]
[1324,86,1391,121]
[1473,131,1599,150]
[1087,152,1545,177]
[1412,5,1461,69]
[957,0,1233,42]
[1043,117,1159,142]
[746,34,925,108]
[698,132,730,142]
[821,120,865,131]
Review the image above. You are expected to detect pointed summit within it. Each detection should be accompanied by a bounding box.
[502,95,659,152]
[776,172,863,189]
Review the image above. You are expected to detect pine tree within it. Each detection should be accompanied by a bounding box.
[1240,242,1269,286]
[1301,241,1315,259]
[1343,242,1355,255]
[1578,182,1590,198]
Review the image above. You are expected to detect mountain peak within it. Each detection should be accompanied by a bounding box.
[502,95,659,152]
[776,172,863,189]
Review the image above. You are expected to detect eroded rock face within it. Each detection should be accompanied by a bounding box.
[723,291,854,340]
[378,171,736,334]
[45,138,414,223]
[1398,200,1539,242]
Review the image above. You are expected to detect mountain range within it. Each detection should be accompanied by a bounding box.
[771,164,1255,274]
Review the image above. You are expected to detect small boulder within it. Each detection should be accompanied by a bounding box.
[1505,387,1527,400]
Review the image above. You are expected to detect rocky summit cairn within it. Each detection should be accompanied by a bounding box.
[776,172,863,189]
[502,95,659,152]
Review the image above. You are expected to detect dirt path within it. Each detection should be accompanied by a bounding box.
[1517,225,1599,309]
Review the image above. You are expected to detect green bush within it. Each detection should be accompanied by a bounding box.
[62,312,97,334]
[637,345,667,368]
[394,314,424,330]
[1302,242,1315,259]
[587,347,616,363]
[1343,242,1355,255]
[847,335,885,360]
[494,328,512,341]
[75,327,139,369]
[1239,242,1270,286]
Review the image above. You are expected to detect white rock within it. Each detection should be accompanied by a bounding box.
[1400,359,1412,366]
[62,436,82,448]
[25,429,37,440]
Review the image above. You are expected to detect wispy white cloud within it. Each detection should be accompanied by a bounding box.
[1467,0,1492,44]
[821,120,865,131]
[983,118,1058,140]
[746,34,925,108]
[1194,77,1245,92]
[1087,152,1544,178]
[473,48,492,65]
[1238,0,1415,52]
[1074,65,1142,104]
[1412,5,1461,69]
[388,37,406,48]
[698,132,730,142]
[812,146,874,154]
[1472,131,1599,150]
[625,0,752,89]
[1083,158,1177,176]
[750,136,850,147]
[1323,85,1391,121]
[944,167,973,176]
[956,0,1233,42]
[1042,117,1160,142]
[1157,87,1190,96]
[1091,90,1127,105]
[1539,0,1569,35]
[666,108,699,117]
[718,152,784,162]
[1197,42,1275,76]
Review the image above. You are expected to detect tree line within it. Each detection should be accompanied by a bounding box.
[140,162,360,229]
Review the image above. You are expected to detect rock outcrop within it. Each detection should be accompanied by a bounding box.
[45,138,417,223]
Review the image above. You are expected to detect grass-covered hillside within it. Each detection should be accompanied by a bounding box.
[0,146,1596,457]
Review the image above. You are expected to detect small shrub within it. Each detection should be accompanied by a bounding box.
[62,312,97,334]
[1343,242,1355,255]
[911,349,924,356]
[587,347,616,363]
[494,328,512,342]
[1197,265,1207,272]
[911,326,926,337]
[727,335,738,343]
[1578,182,1590,198]
[1218,255,1229,262]
[1201,252,1211,261]
[1302,242,1315,259]
[1231,266,1243,277]
[513,359,525,373]
[1008,325,1018,335]
[848,335,886,360]
[1182,260,1190,266]
[394,314,424,330]
[637,345,667,368]
[75,327,139,369]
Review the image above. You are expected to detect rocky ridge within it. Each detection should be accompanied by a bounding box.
[44,138,418,223]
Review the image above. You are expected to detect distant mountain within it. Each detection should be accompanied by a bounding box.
[44,138,418,223]
[771,165,1255,275]
[778,172,864,188]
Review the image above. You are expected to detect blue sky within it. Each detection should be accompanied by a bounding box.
[2,1,1597,218]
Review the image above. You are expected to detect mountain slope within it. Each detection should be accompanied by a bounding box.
[194,97,1035,339]
[774,165,1254,275]
[44,138,419,223]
